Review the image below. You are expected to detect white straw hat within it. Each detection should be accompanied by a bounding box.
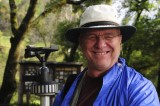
[65,4,136,43]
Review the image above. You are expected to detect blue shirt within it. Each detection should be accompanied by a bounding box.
[53,58,160,106]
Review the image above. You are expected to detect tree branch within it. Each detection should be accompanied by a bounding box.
[17,0,38,36]
[9,0,18,35]
[30,2,66,28]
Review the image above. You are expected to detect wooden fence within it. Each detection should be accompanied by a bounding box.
[18,61,82,105]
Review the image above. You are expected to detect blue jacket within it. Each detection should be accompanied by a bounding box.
[53,58,160,106]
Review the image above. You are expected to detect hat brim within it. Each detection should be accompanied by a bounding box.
[65,25,136,43]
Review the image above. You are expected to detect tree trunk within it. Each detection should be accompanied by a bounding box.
[68,43,79,62]
[0,0,38,104]
[0,37,24,104]
[0,0,67,104]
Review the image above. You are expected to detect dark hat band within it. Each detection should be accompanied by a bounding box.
[81,21,119,27]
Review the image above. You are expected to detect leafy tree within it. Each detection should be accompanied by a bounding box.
[0,0,112,104]
[53,0,113,62]
[121,0,160,96]
[0,0,67,104]
[1,0,159,104]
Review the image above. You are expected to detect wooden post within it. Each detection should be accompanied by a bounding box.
[18,63,24,106]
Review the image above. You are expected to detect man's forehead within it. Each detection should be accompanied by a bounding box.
[81,28,121,34]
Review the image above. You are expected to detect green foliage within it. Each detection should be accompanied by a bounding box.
[122,0,160,88]
[123,0,153,11]
[45,0,66,13]
[15,0,22,5]
[84,0,108,5]
[0,34,10,85]
[53,20,79,61]
[54,20,78,45]
[0,0,160,103]
[72,0,111,13]
[0,1,10,31]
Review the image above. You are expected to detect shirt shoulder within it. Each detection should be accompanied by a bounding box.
[123,65,160,106]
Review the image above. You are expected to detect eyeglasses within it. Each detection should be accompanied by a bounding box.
[81,33,121,42]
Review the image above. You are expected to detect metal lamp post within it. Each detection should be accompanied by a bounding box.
[25,45,59,106]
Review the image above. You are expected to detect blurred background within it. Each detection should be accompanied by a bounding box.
[0,0,159,105]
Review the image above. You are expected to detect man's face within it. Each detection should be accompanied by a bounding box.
[79,29,122,72]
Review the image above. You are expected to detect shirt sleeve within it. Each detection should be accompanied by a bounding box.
[128,77,160,106]
[53,90,64,106]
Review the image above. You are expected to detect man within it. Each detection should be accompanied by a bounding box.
[53,4,160,106]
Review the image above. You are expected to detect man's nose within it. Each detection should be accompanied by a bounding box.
[95,37,106,49]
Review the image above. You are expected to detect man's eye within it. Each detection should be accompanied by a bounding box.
[87,35,96,39]
[104,36,113,39]
[104,34,115,39]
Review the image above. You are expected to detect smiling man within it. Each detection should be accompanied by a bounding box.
[79,29,122,77]
[53,4,160,106]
